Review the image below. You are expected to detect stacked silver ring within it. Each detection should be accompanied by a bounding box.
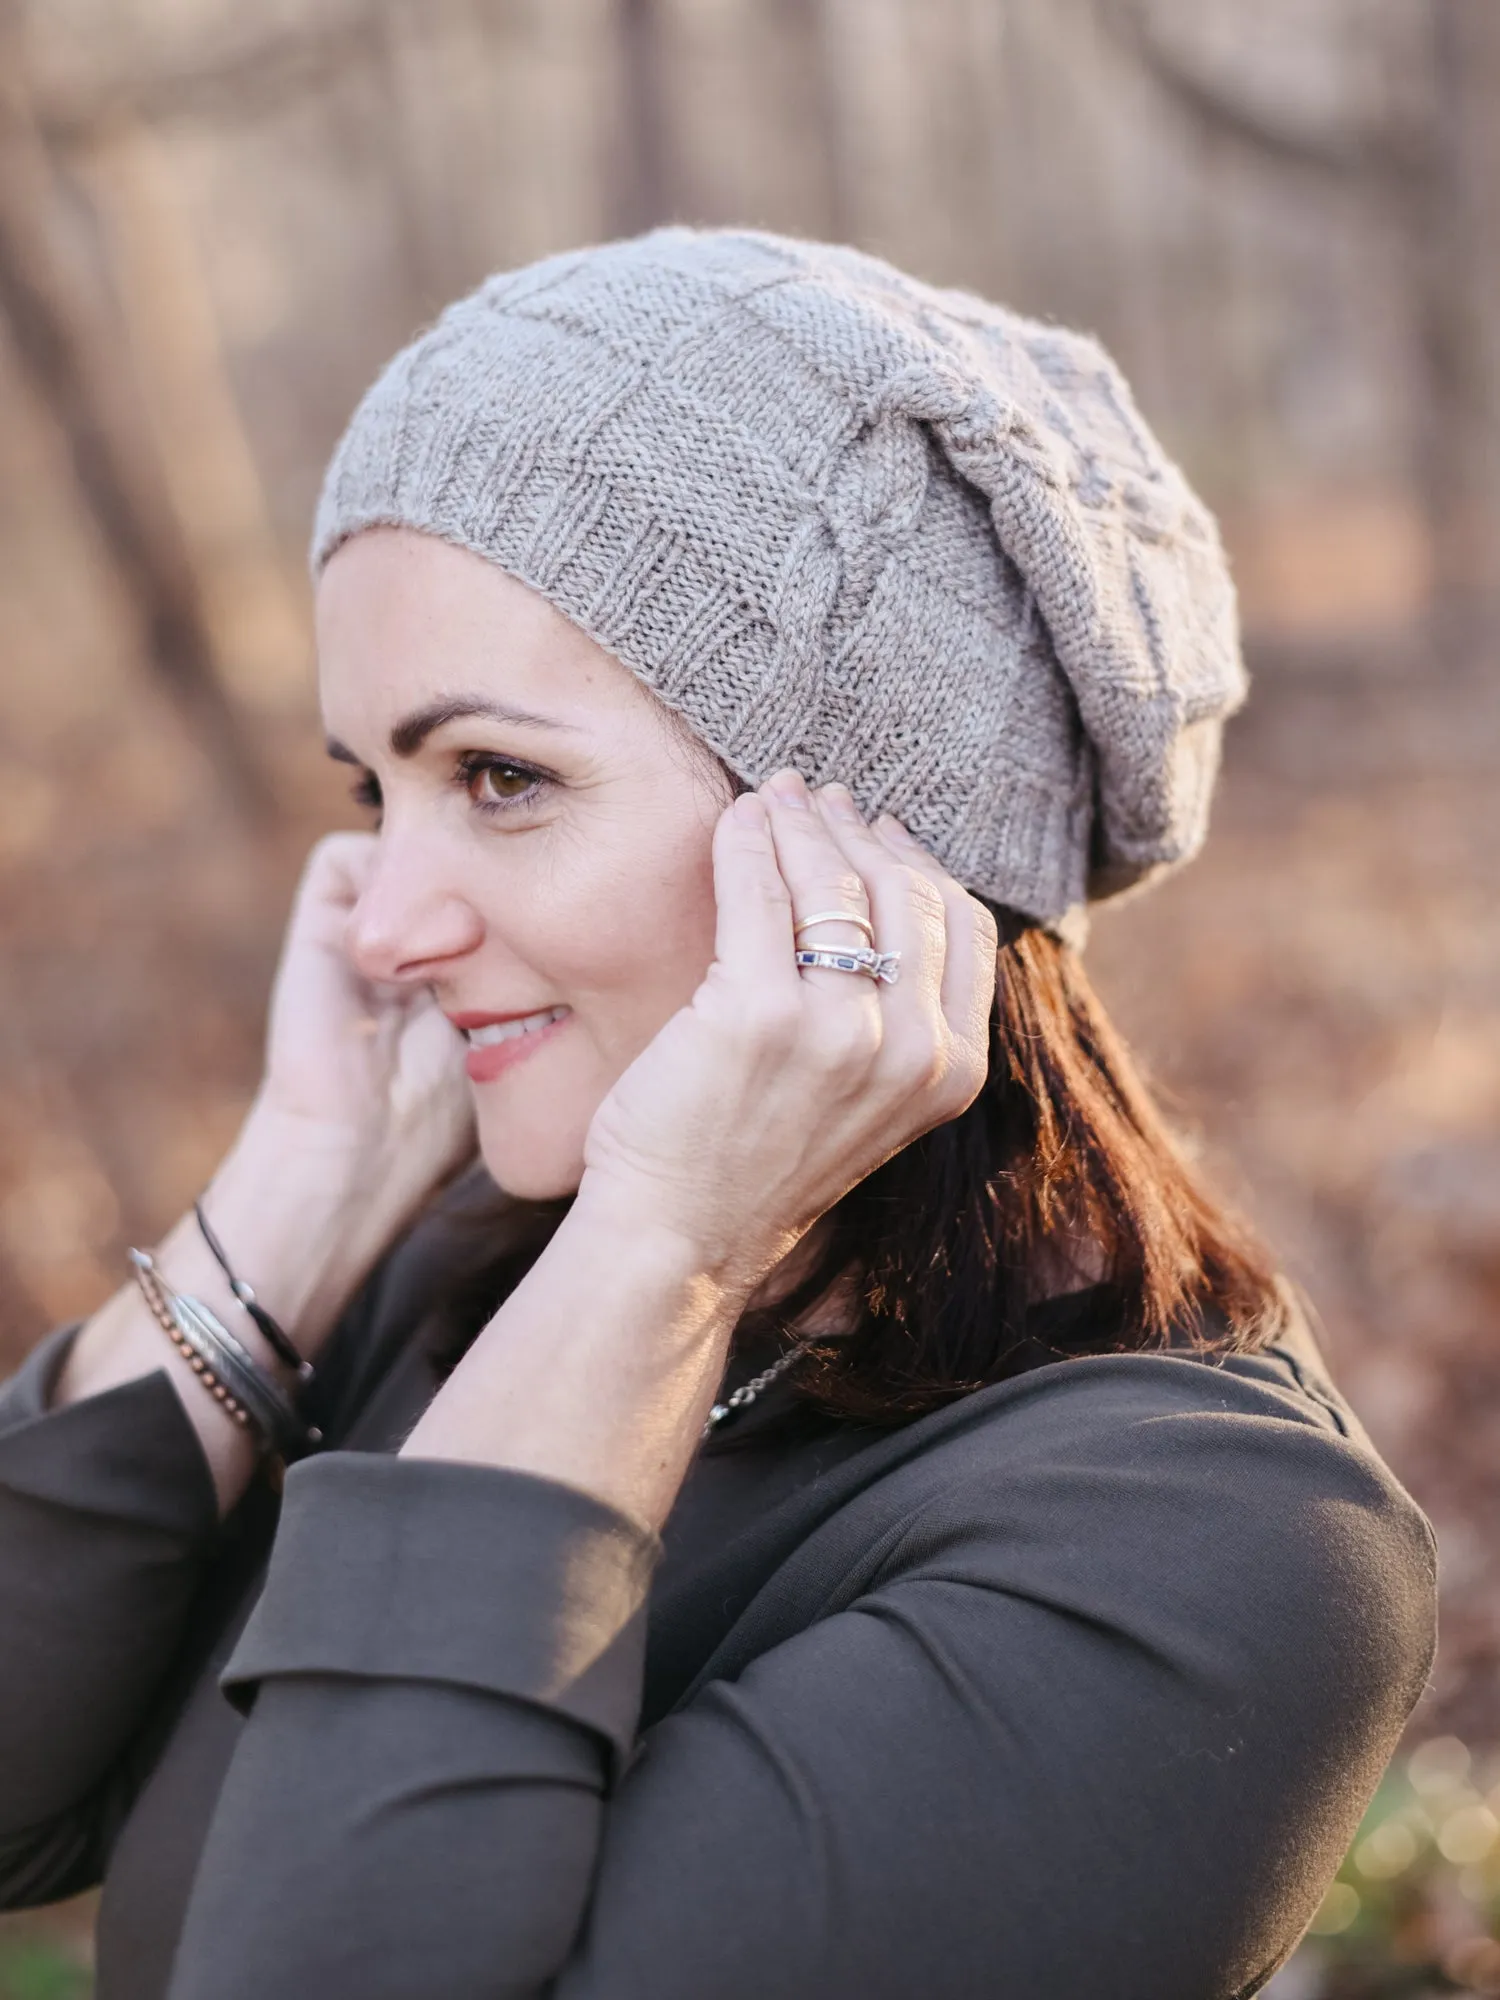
[793,911,901,985]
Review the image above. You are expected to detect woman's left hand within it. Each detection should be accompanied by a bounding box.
[579,768,998,1303]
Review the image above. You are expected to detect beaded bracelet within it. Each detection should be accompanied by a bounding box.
[129,1249,322,1461]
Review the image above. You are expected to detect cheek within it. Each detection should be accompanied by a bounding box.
[469,816,720,1199]
[555,825,719,1036]
[595,830,717,956]
[479,805,721,1055]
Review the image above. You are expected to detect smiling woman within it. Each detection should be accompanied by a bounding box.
[0,229,1435,2000]
[312,528,737,1204]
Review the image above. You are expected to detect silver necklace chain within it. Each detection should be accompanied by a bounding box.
[702,1338,814,1438]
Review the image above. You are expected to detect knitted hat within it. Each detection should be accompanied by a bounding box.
[313,228,1245,940]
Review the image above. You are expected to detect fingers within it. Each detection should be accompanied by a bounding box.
[708,791,803,999]
[713,769,996,1090]
[870,815,999,1047]
[759,770,881,999]
[800,782,949,1023]
[805,783,997,1114]
[296,831,379,921]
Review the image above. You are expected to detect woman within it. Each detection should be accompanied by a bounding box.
[0,229,1435,1999]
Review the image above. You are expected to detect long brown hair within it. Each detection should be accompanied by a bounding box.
[424,855,1284,1424]
[748,906,1284,1421]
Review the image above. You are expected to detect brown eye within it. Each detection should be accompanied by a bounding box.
[457,753,547,815]
[475,763,534,803]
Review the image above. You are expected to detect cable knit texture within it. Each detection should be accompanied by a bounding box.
[312,227,1246,936]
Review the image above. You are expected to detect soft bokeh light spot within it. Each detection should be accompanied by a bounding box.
[1437,1804,1499,1866]
[1353,1820,1418,1880]
[1307,1883,1360,1937]
[1408,1736,1472,1797]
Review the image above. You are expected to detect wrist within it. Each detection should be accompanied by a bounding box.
[569,1170,790,1310]
[401,1190,745,1533]
[569,1187,747,1324]
[236,1091,385,1170]
[196,1106,414,1355]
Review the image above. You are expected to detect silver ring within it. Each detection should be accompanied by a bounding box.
[793,908,875,945]
[794,946,901,986]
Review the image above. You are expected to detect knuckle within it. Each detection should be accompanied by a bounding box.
[745,870,793,913]
[842,1007,885,1067]
[893,866,946,923]
[317,829,369,860]
[968,890,999,941]
[947,1042,990,1113]
[742,991,801,1047]
[724,816,773,853]
[889,1028,963,1103]
[904,1040,950,1097]
[810,868,869,910]
[307,830,369,882]
[303,833,342,877]
[807,1003,881,1070]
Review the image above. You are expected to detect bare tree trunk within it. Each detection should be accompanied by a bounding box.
[781,0,854,242]
[1093,0,1417,179]
[373,0,460,313]
[611,0,672,235]
[38,16,383,148]
[1409,0,1500,672]
[77,117,311,716]
[1092,0,1500,674]
[0,22,271,816]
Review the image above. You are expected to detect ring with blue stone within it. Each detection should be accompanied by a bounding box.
[793,946,901,985]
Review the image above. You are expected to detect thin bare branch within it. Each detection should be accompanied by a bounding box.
[791,0,854,242]
[36,0,518,153]
[0,56,272,818]
[1093,0,1428,186]
[37,19,382,149]
[611,0,673,235]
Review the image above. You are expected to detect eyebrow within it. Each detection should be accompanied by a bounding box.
[325,696,584,765]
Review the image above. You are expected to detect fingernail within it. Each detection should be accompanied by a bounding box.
[763,768,810,809]
[733,791,768,826]
[876,813,919,846]
[818,783,862,821]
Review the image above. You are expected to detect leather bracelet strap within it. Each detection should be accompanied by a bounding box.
[193,1200,313,1381]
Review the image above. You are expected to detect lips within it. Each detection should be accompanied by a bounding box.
[448,1005,570,1084]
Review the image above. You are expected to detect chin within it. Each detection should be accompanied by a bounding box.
[476,1114,587,1203]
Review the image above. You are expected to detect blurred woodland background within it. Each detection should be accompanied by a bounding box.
[0,0,1497,1991]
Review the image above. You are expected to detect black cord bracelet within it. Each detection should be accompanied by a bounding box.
[193,1201,313,1382]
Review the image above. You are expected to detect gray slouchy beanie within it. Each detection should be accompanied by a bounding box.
[313,227,1245,940]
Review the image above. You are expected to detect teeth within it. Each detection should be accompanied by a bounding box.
[467,1007,566,1048]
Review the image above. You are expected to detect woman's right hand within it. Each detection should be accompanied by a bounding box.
[220,831,479,1350]
[55,835,475,1509]
[254,833,475,1203]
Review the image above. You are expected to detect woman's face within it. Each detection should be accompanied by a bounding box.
[317,526,731,1199]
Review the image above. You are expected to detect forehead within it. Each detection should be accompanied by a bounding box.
[315,527,645,733]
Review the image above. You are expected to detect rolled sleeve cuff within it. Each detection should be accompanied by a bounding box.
[0,1323,80,1429]
[0,1326,219,1537]
[221,1454,661,1772]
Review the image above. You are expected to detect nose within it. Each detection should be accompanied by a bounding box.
[344,829,484,986]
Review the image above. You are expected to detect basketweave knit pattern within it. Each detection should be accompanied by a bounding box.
[312,227,1246,937]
